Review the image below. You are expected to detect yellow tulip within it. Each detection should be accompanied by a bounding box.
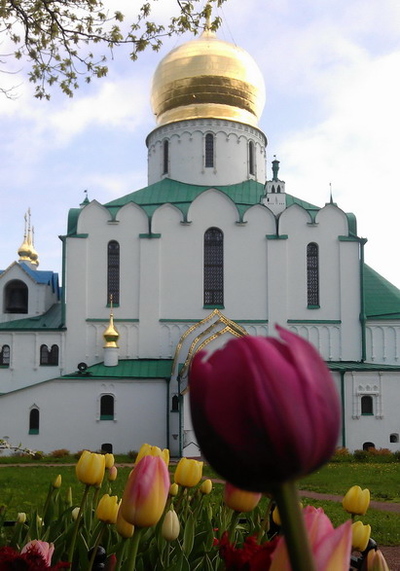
[96,494,120,524]
[174,458,203,487]
[342,485,370,516]
[161,509,180,541]
[200,479,213,495]
[365,549,390,570]
[116,506,135,538]
[169,483,179,496]
[135,443,170,466]
[52,474,62,489]
[75,450,105,487]
[272,502,302,527]
[224,482,261,512]
[104,453,115,469]
[352,521,371,552]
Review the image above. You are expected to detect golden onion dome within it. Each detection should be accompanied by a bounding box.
[18,239,33,261]
[103,312,119,348]
[151,30,265,128]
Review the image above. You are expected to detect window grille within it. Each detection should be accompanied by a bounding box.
[204,228,223,306]
[40,344,59,365]
[107,241,120,305]
[361,395,373,415]
[205,134,214,168]
[307,242,319,306]
[0,345,10,366]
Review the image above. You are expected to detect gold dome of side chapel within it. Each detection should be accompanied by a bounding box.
[151,29,266,128]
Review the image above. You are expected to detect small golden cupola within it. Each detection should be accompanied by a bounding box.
[18,210,36,266]
[151,28,266,128]
[103,300,119,367]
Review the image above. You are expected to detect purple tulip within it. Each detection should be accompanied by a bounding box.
[189,326,340,492]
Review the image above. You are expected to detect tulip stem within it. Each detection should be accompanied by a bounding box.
[87,523,106,571]
[67,484,91,564]
[126,527,143,571]
[272,480,316,571]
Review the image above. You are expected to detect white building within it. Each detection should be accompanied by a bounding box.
[1,29,400,456]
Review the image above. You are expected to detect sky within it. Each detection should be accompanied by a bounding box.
[1,0,400,288]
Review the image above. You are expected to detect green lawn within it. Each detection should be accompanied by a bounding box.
[1,460,399,545]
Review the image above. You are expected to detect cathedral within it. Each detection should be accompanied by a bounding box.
[1,27,400,457]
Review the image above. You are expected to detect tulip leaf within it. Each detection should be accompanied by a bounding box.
[182,512,195,556]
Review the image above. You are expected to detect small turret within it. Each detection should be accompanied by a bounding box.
[103,298,119,367]
[262,156,286,215]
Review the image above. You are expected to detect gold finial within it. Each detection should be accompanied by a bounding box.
[103,296,119,348]
[18,210,33,262]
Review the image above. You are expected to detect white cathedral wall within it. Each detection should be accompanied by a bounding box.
[0,379,168,454]
[147,119,266,186]
[0,331,65,393]
[340,371,400,452]
[366,324,400,364]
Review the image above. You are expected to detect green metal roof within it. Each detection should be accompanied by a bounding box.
[328,361,400,373]
[64,359,173,379]
[0,303,63,331]
[364,264,400,320]
[66,178,336,234]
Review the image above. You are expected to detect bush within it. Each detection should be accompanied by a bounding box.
[330,447,353,462]
[50,449,70,458]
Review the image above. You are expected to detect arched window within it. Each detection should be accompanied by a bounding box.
[307,243,319,307]
[4,280,28,314]
[107,241,120,305]
[204,227,224,306]
[361,395,373,415]
[363,441,375,451]
[163,140,169,175]
[0,345,10,367]
[40,344,59,366]
[29,408,39,435]
[205,133,214,168]
[390,433,399,443]
[248,141,255,175]
[100,394,115,420]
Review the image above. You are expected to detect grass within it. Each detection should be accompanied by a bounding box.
[1,459,399,545]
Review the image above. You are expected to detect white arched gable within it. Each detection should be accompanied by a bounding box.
[314,204,349,236]
[188,188,239,225]
[278,203,313,234]
[243,203,276,233]
[77,200,111,233]
[115,202,148,232]
[151,203,184,233]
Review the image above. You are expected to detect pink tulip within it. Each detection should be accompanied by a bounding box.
[189,326,340,492]
[21,540,55,566]
[120,455,170,527]
[270,506,352,570]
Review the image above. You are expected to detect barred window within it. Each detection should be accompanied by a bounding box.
[40,344,59,366]
[249,141,255,175]
[0,345,10,367]
[204,227,223,306]
[100,394,115,420]
[29,408,39,434]
[107,241,120,305]
[205,133,214,168]
[163,140,169,175]
[307,242,319,307]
